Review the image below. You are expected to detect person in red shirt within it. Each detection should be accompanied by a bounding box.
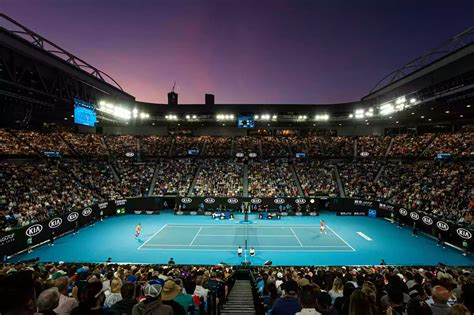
[320,220,326,235]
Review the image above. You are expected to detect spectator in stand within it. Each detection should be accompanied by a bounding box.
[36,287,61,315]
[296,285,321,315]
[248,159,300,197]
[191,159,243,197]
[272,280,302,315]
[161,280,186,315]
[193,276,209,302]
[329,277,344,303]
[429,285,451,315]
[316,292,337,315]
[71,281,111,315]
[104,278,123,308]
[54,276,79,315]
[109,283,138,315]
[348,289,373,315]
[132,284,172,315]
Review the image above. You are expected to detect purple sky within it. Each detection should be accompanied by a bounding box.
[2,0,474,104]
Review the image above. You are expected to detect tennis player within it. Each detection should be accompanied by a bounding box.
[135,223,142,239]
[320,220,326,235]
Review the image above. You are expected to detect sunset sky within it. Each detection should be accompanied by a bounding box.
[3,0,473,104]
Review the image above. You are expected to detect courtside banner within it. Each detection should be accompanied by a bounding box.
[175,197,320,213]
[0,197,168,257]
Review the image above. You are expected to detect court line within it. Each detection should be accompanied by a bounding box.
[137,224,168,250]
[142,244,349,248]
[326,226,356,251]
[189,227,203,246]
[165,224,324,228]
[290,228,303,247]
[138,247,355,252]
[197,234,295,237]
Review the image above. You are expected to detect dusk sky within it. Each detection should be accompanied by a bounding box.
[2,0,474,104]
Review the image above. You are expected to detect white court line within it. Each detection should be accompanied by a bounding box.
[197,234,295,237]
[137,224,168,250]
[326,226,356,251]
[165,224,323,228]
[189,227,203,245]
[138,247,355,252]
[290,228,303,247]
[142,244,349,248]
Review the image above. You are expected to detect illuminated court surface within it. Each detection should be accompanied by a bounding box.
[138,224,355,252]
[11,212,474,266]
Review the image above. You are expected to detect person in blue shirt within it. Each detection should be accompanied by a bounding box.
[271,280,302,315]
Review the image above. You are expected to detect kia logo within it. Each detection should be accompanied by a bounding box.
[436,221,449,231]
[204,198,215,204]
[67,212,79,222]
[399,208,408,216]
[190,211,197,215]
[360,151,370,157]
[48,218,62,229]
[410,212,419,220]
[274,198,285,204]
[26,224,43,237]
[227,198,239,204]
[251,198,262,204]
[295,198,306,204]
[422,216,433,225]
[82,207,93,217]
[456,228,472,240]
[181,198,192,204]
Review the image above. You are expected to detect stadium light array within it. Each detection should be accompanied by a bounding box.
[185,114,198,121]
[314,114,330,121]
[165,114,178,121]
[297,115,308,121]
[216,114,235,121]
[98,101,149,121]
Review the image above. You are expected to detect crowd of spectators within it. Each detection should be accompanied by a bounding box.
[254,265,474,315]
[153,159,198,196]
[114,161,155,197]
[202,137,232,157]
[377,161,473,225]
[357,136,391,157]
[0,261,234,315]
[294,161,338,197]
[191,160,244,197]
[0,129,34,156]
[66,160,122,201]
[425,132,474,157]
[338,161,381,199]
[16,131,72,156]
[261,137,291,157]
[104,136,138,157]
[234,136,261,156]
[61,132,108,156]
[389,134,434,157]
[140,136,172,157]
[0,160,99,230]
[248,159,300,197]
[290,136,325,157]
[172,136,206,156]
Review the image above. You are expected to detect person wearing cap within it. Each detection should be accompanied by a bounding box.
[131,283,172,315]
[161,280,185,315]
[271,280,302,315]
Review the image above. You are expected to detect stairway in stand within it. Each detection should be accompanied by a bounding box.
[221,280,255,315]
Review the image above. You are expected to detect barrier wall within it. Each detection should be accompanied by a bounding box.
[1,196,471,257]
[0,197,168,257]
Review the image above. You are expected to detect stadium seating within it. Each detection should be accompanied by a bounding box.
[0,129,472,230]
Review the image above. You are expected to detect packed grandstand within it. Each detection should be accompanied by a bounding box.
[1,130,472,230]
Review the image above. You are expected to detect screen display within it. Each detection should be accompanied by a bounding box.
[237,116,255,128]
[295,152,306,158]
[187,148,200,156]
[436,153,451,159]
[74,104,96,127]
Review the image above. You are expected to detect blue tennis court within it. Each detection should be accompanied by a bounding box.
[10,212,474,266]
[138,224,354,252]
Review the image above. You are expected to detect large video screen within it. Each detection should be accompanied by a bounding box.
[237,116,255,128]
[74,104,96,127]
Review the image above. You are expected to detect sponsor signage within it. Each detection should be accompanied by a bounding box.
[48,218,62,229]
[82,207,93,217]
[26,224,43,237]
[67,212,79,222]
